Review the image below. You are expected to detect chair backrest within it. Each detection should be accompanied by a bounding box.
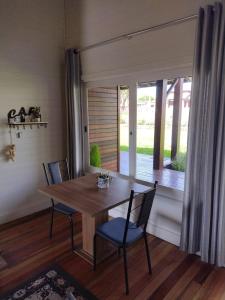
[136,183,157,228]
[123,181,158,244]
[42,159,70,186]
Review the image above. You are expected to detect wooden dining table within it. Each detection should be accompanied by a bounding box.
[39,173,150,264]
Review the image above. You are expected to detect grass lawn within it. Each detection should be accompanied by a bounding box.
[120,124,188,153]
[120,145,171,158]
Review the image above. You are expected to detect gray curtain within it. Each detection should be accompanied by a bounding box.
[65,49,84,178]
[180,2,225,266]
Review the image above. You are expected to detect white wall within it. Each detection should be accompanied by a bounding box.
[65,0,214,82]
[0,0,66,224]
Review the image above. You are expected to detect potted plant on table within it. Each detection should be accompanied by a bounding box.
[96,173,111,189]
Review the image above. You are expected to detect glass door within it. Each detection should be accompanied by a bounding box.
[119,86,129,175]
[136,82,156,181]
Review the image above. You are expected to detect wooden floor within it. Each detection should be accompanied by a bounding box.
[0,211,225,299]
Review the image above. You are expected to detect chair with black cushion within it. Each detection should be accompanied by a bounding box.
[93,181,158,295]
[42,159,76,251]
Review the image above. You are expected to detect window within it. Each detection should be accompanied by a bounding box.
[135,77,192,188]
[136,82,156,179]
[119,86,129,176]
[86,77,192,190]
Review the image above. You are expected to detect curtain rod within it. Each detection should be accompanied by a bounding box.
[77,14,198,53]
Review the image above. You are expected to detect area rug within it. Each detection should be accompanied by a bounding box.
[1,265,98,300]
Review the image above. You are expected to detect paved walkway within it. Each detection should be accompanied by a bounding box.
[120,152,170,175]
[120,151,184,190]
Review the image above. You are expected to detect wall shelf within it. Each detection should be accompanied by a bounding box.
[8,122,48,129]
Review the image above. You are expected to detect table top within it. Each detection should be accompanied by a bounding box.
[39,173,150,217]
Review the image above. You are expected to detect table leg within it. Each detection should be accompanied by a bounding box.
[74,212,115,264]
[82,212,108,255]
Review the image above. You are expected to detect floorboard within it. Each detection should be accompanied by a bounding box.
[0,211,225,299]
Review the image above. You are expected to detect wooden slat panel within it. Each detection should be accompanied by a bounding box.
[94,140,118,146]
[88,101,117,108]
[89,115,117,120]
[89,133,117,139]
[88,104,118,111]
[100,147,118,155]
[89,124,117,130]
[89,120,117,125]
[101,160,118,170]
[89,140,117,146]
[88,87,119,172]
[88,92,118,99]
[101,154,118,161]
[89,98,117,105]
[89,87,117,94]
[88,116,117,120]
[89,110,117,116]
[90,128,117,133]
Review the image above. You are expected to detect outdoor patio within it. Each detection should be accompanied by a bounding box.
[120,151,185,191]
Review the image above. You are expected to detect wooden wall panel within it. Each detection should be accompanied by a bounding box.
[88,87,119,172]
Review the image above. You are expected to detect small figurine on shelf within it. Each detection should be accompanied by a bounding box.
[5,144,16,161]
[29,106,41,122]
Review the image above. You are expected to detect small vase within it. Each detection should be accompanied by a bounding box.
[97,177,110,189]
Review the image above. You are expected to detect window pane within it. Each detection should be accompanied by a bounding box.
[136,82,156,180]
[164,80,173,160]
[180,77,192,153]
[164,77,192,172]
[119,86,129,175]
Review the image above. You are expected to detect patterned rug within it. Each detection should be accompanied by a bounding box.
[1,265,98,300]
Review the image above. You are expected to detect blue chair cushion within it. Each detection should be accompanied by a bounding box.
[96,217,143,245]
[54,203,76,215]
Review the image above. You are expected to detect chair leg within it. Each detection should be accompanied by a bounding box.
[93,234,97,271]
[144,233,152,274]
[49,208,54,239]
[68,215,74,251]
[123,246,129,295]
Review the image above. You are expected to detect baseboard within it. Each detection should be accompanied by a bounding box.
[0,205,49,230]
[0,207,50,231]
[146,221,180,246]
